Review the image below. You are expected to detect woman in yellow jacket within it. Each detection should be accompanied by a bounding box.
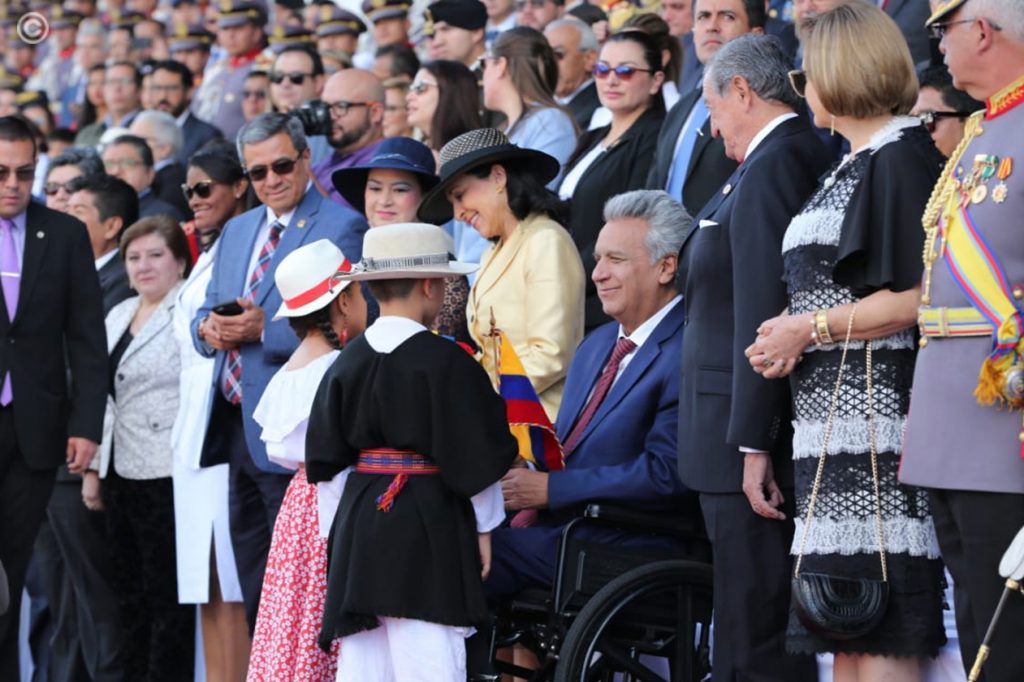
[419,128,585,421]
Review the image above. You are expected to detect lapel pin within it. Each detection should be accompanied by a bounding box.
[296,219,307,228]
[722,183,732,195]
[36,231,44,238]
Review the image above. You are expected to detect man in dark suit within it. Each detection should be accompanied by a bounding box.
[488,189,694,598]
[545,18,600,130]
[191,112,369,630]
[0,116,108,679]
[148,60,223,165]
[647,0,765,215]
[130,110,192,217]
[101,134,186,222]
[677,35,829,682]
[32,173,138,682]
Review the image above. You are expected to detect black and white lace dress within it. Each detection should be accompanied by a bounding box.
[781,118,946,657]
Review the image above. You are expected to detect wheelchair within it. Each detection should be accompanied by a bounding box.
[482,502,714,682]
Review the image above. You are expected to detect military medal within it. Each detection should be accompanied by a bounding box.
[993,157,1013,204]
[972,184,989,204]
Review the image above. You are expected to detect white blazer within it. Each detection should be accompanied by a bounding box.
[97,282,183,480]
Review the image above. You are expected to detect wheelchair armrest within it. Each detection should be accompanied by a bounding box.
[582,503,705,542]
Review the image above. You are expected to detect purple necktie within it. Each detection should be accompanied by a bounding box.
[0,217,20,405]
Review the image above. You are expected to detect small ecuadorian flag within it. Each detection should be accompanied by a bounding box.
[495,330,565,472]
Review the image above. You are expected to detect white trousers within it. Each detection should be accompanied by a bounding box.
[335,617,472,682]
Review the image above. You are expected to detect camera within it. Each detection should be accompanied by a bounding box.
[291,100,331,137]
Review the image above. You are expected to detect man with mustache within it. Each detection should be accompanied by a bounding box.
[148,60,223,166]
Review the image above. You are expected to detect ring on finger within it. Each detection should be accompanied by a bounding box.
[762,358,773,368]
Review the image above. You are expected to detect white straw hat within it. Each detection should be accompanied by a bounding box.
[272,239,354,320]
[336,222,479,282]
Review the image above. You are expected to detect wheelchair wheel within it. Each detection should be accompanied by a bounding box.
[553,559,712,682]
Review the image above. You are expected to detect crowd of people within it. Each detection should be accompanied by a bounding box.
[0,0,1021,681]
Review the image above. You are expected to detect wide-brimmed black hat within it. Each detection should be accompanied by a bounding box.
[332,136,440,214]
[417,128,560,224]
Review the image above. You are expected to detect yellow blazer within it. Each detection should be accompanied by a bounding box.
[468,213,585,421]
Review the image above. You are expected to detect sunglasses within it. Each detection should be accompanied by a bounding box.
[269,71,313,86]
[181,181,219,201]
[325,100,374,116]
[0,166,35,183]
[592,63,653,80]
[244,154,301,182]
[917,109,972,133]
[788,69,806,98]
[43,180,74,196]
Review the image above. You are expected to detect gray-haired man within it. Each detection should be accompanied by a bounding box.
[676,34,830,681]
[129,110,190,217]
[545,18,600,129]
[190,112,368,629]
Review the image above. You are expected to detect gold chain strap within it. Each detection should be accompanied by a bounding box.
[794,304,888,582]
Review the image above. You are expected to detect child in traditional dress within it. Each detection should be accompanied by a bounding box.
[306,223,518,682]
[248,240,367,681]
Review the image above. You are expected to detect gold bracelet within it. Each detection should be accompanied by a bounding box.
[815,309,834,345]
[810,315,822,346]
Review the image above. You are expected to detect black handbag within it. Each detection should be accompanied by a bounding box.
[791,305,890,641]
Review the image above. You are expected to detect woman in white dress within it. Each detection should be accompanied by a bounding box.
[171,142,252,681]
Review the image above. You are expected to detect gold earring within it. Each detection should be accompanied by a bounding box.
[829,115,835,137]
[496,185,505,195]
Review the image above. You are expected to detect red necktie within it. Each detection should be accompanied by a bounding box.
[562,337,637,455]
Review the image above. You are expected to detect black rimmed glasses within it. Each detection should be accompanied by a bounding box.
[917,109,972,133]
[324,100,375,117]
[244,154,301,182]
[928,16,1003,40]
[181,181,220,201]
[592,63,653,80]
[788,69,806,98]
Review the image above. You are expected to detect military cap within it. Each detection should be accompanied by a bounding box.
[110,9,144,29]
[5,25,34,49]
[267,24,315,52]
[49,6,84,29]
[27,0,53,10]
[316,5,366,38]
[926,0,967,26]
[361,0,411,24]
[0,67,24,91]
[169,22,216,52]
[424,0,486,35]
[217,0,268,28]
[17,89,48,110]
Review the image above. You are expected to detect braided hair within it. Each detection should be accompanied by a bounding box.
[287,306,345,350]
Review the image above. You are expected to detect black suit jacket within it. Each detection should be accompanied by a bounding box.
[178,112,223,165]
[566,81,600,130]
[676,115,830,494]
[153,162,191,218]
[140,191,186,222]
[97,254,135,315]
[564,106,665,330]
[646,86,737,216]
[0,203,108,470]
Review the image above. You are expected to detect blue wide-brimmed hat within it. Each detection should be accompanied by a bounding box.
[331,137,440,215]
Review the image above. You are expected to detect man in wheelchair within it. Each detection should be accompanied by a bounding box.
[485,189,701,605]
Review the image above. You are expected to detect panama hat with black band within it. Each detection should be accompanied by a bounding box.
[416,128,560,224]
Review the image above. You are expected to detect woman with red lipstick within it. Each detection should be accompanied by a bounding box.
[172,142,254,682]
[559,30,666,332]
[333,136,473,344]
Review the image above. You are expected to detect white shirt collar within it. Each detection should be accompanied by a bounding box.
[617,295,682,349]
[264,181,313,228]
[744,112,798,161]
[176,110,191,127]
[364,315,428,353]
[556,78,594,106]
[95,248,119,271]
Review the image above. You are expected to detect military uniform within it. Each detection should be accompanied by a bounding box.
[192,0,269,141]
[901,7,1024,681]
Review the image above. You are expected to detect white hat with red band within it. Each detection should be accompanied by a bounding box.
[272,239,354,320]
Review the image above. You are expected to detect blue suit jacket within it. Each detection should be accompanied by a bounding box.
[547,300,689,517]
[191,187,368,472]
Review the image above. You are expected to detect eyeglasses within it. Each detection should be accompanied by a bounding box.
[408,80,438,94]
[788,69,806,98]
[242,89,267,100]
[515,0,549,9]
[917,109,972,133]
[325,100,375,116]
[104,158,144,170]
[0,166,35,183]
[384,104,407,113]
[181,181,220,201]
[147,83,183,94]
[269,71,314,86]
[592,63,653,80]
[43,180,74,196]
[244,154,301,182]
[928,17,1000,40]
[103,77,136,87]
